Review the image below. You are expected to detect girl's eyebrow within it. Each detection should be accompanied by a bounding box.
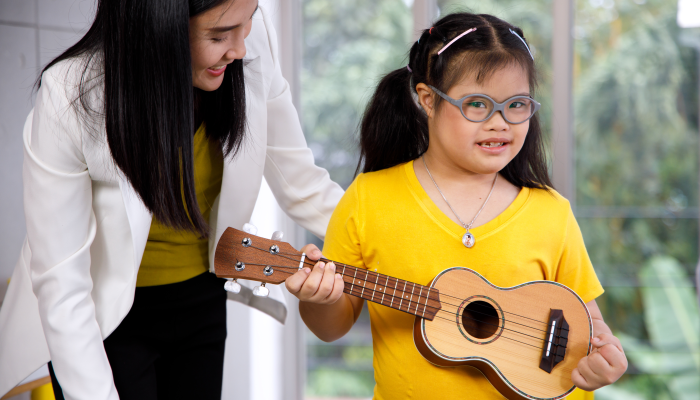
[208,4,259,33]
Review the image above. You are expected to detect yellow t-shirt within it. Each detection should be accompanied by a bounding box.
[136,124,224,287]
[323,161,604,400]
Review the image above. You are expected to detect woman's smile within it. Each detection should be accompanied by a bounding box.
[207,64,228,77]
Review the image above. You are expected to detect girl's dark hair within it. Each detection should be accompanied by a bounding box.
[358,13,552,190]
[37,0,247,237]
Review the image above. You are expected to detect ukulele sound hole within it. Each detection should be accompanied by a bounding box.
[462,301,499,339]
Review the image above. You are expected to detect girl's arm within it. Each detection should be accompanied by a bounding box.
[286,258,364,342]
[571,300,628,391]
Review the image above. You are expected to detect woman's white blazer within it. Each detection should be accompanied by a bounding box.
[0,7,343,400]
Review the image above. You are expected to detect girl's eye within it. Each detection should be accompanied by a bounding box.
[509,102,525,108]
[211,37,227,43]
[467,102,487,108]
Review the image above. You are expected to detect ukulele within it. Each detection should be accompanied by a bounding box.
[214,227,593,400]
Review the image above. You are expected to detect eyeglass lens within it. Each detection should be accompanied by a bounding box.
[461,96,535,123]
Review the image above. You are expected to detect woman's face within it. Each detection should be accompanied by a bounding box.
[189,0,258,91]
[419,64,532,176]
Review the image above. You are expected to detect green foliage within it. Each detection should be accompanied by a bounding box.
[302,0,412,188]
[606,256,700,399]
[307,367,375,397]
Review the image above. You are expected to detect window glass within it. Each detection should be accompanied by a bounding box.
[301,1,412,398]
[574,0,699,398]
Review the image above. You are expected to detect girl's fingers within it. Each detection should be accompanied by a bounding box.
[285,267,311,294]
[299,243,323,261]
[297,261,326,300]
[327,273,346,303]
[571,366,592,391]
[310,262,337,303]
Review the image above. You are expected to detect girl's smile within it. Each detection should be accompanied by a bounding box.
[417,64,531,176]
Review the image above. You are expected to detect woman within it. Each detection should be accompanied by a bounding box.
[0,0,342,399]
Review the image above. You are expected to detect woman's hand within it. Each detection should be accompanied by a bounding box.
[285,244,345,305]
[572,300,628,391]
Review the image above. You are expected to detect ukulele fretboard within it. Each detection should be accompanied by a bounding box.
[325,259,442,321]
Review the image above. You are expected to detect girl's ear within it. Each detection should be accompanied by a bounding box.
[416,83,435,118]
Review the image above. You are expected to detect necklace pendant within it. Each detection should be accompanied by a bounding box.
[462,231,475,248]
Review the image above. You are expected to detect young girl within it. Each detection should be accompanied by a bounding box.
[286,12,627,399]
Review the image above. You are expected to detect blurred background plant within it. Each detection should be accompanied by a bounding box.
[301,0,700,398]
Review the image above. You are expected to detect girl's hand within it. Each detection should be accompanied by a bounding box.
[286,244,345,304]
[571,332,628,391]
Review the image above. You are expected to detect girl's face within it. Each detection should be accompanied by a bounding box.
[189,0,258,91]
[418,64,532,176]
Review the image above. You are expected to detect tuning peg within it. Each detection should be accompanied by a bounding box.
[253,283,270,297]
[242,223,258,235]
[224,279,242,294]
[271,231,284,241]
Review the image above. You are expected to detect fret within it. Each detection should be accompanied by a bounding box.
[372,272,378,302]
[380,274,386,305]
[409,283,416,313]
[360,271,369,298]
[416,286,422,314]
[422,287,430,317]
[341,264,346,276]
[391,278,398,308]
[399,280,405,310]
[351,268,358,293]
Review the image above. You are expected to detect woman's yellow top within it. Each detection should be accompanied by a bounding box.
[322,161,603,400]
[136,124,224,287]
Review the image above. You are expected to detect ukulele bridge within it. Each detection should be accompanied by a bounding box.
[539,309,569,373]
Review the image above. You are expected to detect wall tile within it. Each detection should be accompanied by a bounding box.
[37,0,94,31]
[0,0,36,25]
[39,27,84,69]
[0,25,36,290]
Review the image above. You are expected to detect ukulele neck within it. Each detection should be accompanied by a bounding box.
[325,259,442,321]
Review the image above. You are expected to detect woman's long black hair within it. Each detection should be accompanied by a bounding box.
[358,13,552,190]
[37,0,247,237]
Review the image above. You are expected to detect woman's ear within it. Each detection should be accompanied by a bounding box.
[416,83,435,118]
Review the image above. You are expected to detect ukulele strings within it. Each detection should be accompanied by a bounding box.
[237,256,567,346]
[241,244,566,342]
[264,247,561,332]
[277,249,553,326]
[236,261,552,351]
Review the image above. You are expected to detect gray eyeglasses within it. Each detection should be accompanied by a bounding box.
[428,85,541,125]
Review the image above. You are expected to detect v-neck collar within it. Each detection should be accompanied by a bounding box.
[402,160,531,242]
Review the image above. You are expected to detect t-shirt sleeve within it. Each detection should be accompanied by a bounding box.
[322,176,366,271]
[555,206,605,304]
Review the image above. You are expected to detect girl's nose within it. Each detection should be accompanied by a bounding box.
[485,110,509,130]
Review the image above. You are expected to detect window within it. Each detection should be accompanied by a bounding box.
[301,0,412,398]
[574,0,700,398]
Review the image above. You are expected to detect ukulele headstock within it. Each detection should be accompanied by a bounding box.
[214,227,303,284]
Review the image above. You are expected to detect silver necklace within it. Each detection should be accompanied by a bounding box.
[421,156,498,248]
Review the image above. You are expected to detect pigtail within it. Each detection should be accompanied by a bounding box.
[356,66,429,174]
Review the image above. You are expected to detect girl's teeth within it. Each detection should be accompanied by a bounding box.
[210,65,225,70]
[480,142,504,148]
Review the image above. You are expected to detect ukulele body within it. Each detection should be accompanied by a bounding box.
[413,267,592,400]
